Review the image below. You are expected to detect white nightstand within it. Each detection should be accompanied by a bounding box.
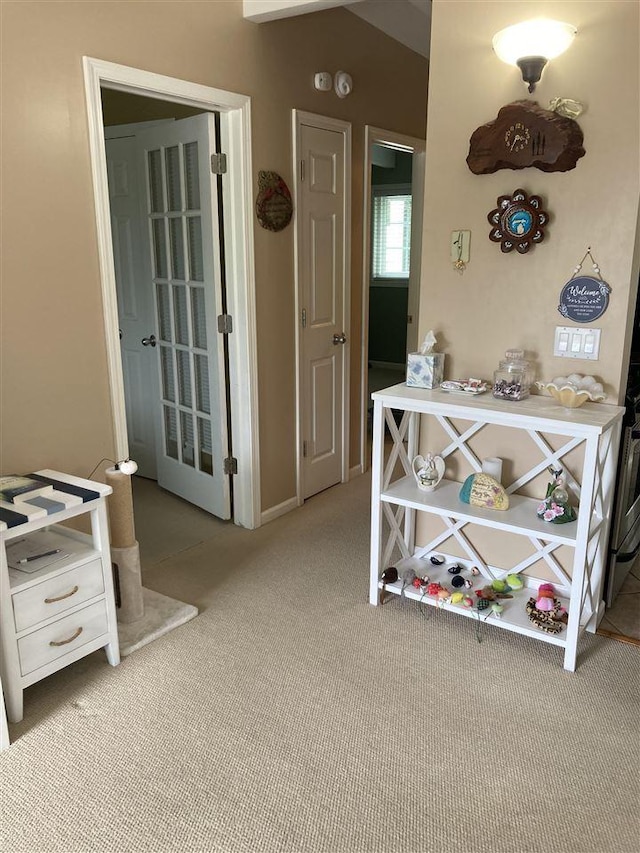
[0,470,120,727]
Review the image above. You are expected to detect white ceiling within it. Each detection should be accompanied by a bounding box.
[243,0,432,58]
[348,0,431,59]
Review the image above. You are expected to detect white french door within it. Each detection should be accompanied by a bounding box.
[106,129,160,477]
[135,114,230,518]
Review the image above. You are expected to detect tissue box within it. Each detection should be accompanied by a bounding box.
[406,352,445,389]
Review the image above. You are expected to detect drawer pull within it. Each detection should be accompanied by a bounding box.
[49,626,83,647]
[44,585,79,604]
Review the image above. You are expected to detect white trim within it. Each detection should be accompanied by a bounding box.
[243,0,363,24]
[292,110,352,503]
[260,496,299,526]
[82,57,260,529]
[360,126,425,476]
[349,463,363,480]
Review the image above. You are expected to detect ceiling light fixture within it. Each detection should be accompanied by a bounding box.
[492,18,577,93]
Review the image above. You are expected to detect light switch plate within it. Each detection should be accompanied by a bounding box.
[554,326,601,360]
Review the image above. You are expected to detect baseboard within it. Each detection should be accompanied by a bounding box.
[261,472,365,522]
[261,496,299,525]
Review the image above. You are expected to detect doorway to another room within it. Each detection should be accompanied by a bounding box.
[103,95,232,520]
[360,127,425,472]
[83,58,260,531]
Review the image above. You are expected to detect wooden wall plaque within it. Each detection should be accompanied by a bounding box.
[467,101,585,175]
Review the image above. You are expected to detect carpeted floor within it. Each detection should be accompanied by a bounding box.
[1,473,639,853]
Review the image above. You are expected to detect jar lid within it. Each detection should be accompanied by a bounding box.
[505,348,525,360]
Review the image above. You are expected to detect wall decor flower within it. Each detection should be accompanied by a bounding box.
[487,188,548,253]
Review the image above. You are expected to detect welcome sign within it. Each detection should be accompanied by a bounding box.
[558,275,611,323]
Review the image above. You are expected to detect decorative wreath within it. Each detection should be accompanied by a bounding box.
[256,171,293,232]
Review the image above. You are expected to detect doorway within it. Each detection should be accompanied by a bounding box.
[360,127,425,473]
[83,57,260,529]
[104,105,232,518]
[292,110,351,502]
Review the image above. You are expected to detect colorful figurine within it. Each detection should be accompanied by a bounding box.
[537,467,577,524]
[525,582,569,634]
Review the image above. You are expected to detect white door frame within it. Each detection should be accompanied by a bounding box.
[360,125,425,475]
[292,109,351,505]
[83,57,260,529]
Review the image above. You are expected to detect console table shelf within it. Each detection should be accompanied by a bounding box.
[369,385,624,671]
[381,476,582,545]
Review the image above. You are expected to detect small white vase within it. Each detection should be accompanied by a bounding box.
[412,454,445,492]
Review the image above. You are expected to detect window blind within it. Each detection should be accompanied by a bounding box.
[372,191,412,278]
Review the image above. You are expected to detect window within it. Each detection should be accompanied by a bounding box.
[372,187,412,279]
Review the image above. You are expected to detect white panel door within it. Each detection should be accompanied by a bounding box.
[135,115,230,518]
[106,135,158,478]
[299,123,348,498]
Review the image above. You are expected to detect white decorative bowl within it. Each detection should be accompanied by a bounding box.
[536,374,605,409]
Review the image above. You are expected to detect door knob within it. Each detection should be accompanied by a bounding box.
[332,333,347,345]
[141,334,157,347]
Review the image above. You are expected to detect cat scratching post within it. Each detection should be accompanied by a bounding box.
[105,466,144,624]
[104,461,198,657]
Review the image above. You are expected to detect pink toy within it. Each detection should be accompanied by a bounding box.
[536,583,556,612]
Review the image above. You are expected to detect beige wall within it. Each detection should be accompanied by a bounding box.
[415,0,639,569]
[420,0,639,400]
[0,1,428,511]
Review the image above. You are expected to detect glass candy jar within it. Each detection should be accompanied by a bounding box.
[493,349,534,401]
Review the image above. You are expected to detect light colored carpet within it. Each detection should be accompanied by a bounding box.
[1,473,639,853]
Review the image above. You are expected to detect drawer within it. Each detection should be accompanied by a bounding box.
[12,558,104,633]
[18,600,108,676]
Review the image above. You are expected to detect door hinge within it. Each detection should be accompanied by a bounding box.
[224,456,237,475]
[217,314,233,334]
[301,308,307,328]
[303,440,308,458]
[211,153,228,175]
[300,159,305,182]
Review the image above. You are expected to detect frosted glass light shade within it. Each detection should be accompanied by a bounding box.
[493,19,576,66]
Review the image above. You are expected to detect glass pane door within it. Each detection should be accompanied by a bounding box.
[138,114,230,518]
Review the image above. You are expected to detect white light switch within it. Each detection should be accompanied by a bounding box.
[554,326,601,360]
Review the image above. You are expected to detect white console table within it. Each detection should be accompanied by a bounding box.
[0,470,120,726]
[369,385,624,671]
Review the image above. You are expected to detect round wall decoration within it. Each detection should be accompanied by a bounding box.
[558,248,611,322]
[256,170,293,232]
[487,188,548,254]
